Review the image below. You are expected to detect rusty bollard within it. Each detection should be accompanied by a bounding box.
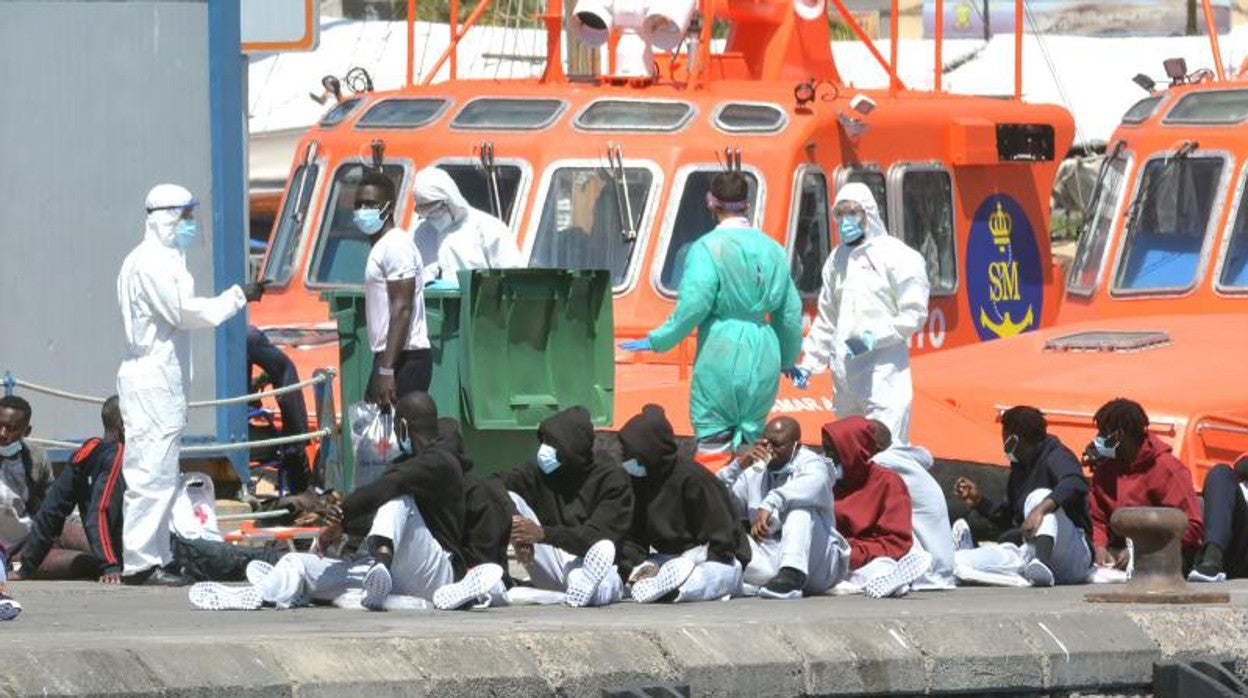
[1085,506,1228,604]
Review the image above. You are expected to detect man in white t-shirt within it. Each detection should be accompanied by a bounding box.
[356,172,431,408]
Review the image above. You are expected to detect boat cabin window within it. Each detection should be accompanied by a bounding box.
[713,103,787,133]
[1164,90,1248,125]
[1066,153,1129,295]
[1114,155,1224,293]
[897,168,957,295]
[1217,172,1248,291]
[836,167,888,229]
[451,98,565,131]
[319,98,363,128]
[658,170,761,292]
[528,165,655,286]
[789,170,832,297]
[1122,95,1163,125]
[574,100,694,132]
[435,163,525,225]
[308,163,407,286]
[262,163,320,287]
[356,98,449,129]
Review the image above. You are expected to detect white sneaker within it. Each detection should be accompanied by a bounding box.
[361,564,393,611]
[631,557,695,604]
[1188,568,1227,584]
[1023,559,1055,587]
[434,563,505,611]
[565,540,616,608]
[188,583,263,611]
[864,550,932,599]
[0,594,21,621]
[954,563,1030,588]
[951,518,974,552]
[245,560,274,586]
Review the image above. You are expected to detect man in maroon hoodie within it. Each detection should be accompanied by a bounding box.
[822,417,931,598]
[1085,398,1204,572]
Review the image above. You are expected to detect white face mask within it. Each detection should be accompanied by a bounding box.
[428,210,453,233]
[621,458,646,478]
[536,443,560,474]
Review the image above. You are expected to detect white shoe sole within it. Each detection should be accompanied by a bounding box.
[1187,569,1227,584]
[951,519,974,552]
[188,583,263,611]
[434,564,505,611]
[632,557,695,604]
[0,599,21,621]
[756,586,803,600]
[1023,559,1055,587]
[361,564,393,611]
[865,550,932,599]
[565,540,616,608]
[245,560,274,586]
[954,563,1031,588]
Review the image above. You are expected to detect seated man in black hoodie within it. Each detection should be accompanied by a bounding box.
[618,405,750,604]
[498,406,632,608]
[188,392,503,611]
[441,418,513,599]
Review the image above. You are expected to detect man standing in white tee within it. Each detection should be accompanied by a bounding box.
[355,172,430,407]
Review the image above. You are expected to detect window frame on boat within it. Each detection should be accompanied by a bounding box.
[1212,163,1248,295]
[1108,149,1232,298]
[355,98,452,130]
[785,165,833,300]
[1065,150,1134,298]
[1163,89,1248,126]
[888,162,960,298]
[304,159,413,290]
[449,97,568,132]
[520,157,665,296]
[711,102,789,135]
[572,99,696,133]
[425,156,534,230]
[262,159,325,289]
[1120,95,1166,125]
[318,97,365,128]
[833,164,889,230]
[650,163,767,299]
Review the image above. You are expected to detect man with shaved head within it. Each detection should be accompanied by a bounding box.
[717,416,850,599]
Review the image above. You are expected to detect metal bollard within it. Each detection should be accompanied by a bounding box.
[1086,506,1228,604]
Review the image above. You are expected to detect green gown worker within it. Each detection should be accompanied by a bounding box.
[619,171,803,455]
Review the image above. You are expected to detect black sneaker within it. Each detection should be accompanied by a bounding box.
[758,567,807,600]
[122,567,191,587]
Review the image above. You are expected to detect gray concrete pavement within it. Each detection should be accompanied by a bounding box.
[2,580,1247,696]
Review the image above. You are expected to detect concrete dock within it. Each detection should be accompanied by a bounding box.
[2,580,1247,696]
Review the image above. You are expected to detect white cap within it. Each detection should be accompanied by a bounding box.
[145,183,198,212]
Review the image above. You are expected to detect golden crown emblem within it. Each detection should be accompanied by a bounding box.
[988,201,1013,252]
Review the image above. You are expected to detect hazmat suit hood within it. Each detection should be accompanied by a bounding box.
[143,183,197,249]
[536,406,596,475]
[618,404,678,481]
[414,167,470,225]
[833,182,888,242]
[822,416,878,490]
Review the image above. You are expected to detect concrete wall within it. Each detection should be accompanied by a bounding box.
[0,1,229,441]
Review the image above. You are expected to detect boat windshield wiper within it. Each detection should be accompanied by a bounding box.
[1076,140,1125,238]
[606,142,637,240]
[477,140,504,220]
[1125,139,1197,233]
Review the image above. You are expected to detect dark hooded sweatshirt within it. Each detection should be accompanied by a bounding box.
[617,405,750,579]
[341,425,469,579]
[824,417,914,570]
[437,418,512,572]
[495,406,633,557]
[976,434,1092,540]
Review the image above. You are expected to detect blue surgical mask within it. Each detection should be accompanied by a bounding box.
[174,219,198,249]
[0,441,20,458]
[353,207,387,236]
[622,458,646,478]
[1004,435,1019,464]
[1093,435,1118,460]
[536,443,560,474]
[398,435,413,455]
[838,215,865,244]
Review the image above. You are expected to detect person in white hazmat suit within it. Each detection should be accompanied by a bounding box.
[115,184,263,586]
[788,183,929,445]
[717,417,851,599]
[410,167,522,284]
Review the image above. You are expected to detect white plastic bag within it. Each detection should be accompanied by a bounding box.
[348,401,399,489]
[170,472,223,542]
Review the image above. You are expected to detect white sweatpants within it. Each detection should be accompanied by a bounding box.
[954,488,1092,585]
[641,544,743,603]
[508,492,622,607]
[744,507,849,595]
[260,496,453,607]
[118,362,187,574]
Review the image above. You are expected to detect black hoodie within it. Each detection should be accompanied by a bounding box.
[341,425,469,578]
[495,406,633,557]
[976,434,1093,541]
[618,405,750,579]
[438,418,512,573]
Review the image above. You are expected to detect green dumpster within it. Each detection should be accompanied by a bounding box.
[323,269,614,490]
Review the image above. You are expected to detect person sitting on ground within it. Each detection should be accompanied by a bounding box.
[188,392,503,611]
[822,416,931,598]
[1085,398,1203,574]
[952,406,1092,587]
[717,416,849,600]
[869,419,957,591]
[0,395,48,619]
[411,167,522,284]
[441,417,513,592]
[1189,456,1248,583]
[617,405,750,604]
[495,406,633,608]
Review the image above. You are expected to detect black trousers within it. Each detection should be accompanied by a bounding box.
[371,348,433,402]
[1201,464,1248,578]
[247,326,311,492]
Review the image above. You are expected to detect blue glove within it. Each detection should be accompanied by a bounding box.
[845,330,875,358]
[782,367,811,390]
[425,278,459,292]
[618,338,652,352]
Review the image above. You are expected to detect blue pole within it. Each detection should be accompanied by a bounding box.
[208,0,250,487]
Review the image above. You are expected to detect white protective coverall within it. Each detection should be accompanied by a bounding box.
[872,445,957,590]
[116,184,246,574]
[411,168,522,281]
[798,183,929,444]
